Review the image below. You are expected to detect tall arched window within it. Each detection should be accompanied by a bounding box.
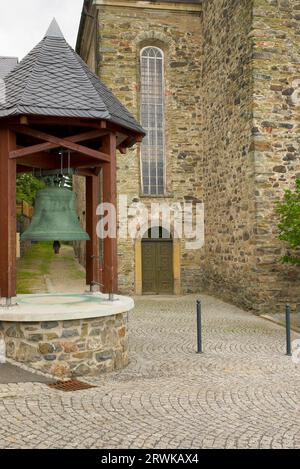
[140,47,165,195]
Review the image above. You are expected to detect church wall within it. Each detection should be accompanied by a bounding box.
[202,0,258,310]
[202,0,300,314]
[251,0,300,312]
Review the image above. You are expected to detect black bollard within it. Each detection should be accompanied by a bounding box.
[196,300,203,354]
[285,304,292,357]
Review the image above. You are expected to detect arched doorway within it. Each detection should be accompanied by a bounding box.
[142,227,174,295]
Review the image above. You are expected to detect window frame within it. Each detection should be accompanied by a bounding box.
[139,46,166,196]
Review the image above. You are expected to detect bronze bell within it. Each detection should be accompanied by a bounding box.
[21,187,90,247]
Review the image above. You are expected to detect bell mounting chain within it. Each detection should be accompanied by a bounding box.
[33,149,74,182]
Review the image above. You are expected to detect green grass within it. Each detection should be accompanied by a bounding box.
[17,271,40,294]
[54,253,85,280]
[70,268,85,280]
[17,242,55,294]
[17,242,85,294]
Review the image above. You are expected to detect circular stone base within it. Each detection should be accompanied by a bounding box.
[0,294,133,379]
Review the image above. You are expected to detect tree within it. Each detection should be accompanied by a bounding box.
[16,174,45,206]
[276,179,300,266]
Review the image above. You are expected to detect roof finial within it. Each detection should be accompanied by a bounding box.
[45,18,64,39]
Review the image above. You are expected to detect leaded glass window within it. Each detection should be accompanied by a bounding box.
[140,47,165,195]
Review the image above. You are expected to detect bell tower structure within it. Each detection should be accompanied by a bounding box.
[0,18,144,304]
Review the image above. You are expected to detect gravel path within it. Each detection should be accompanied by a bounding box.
[45,244,86,293]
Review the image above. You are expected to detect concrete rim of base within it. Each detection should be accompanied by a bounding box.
[0,293,134,322]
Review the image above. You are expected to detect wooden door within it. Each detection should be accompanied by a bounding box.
[157,241,173,294]
[142,240,173,294]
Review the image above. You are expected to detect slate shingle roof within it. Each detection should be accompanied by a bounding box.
[0,19,144,135]
[0,57,18,79]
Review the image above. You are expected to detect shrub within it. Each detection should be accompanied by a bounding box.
[16,174,45,205]
[277,179,300,266]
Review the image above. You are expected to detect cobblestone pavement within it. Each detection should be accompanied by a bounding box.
[0,295,299,449]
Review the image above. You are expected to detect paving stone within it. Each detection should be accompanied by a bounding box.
[0,295,299,449]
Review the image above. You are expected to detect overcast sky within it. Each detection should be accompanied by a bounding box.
[0,0,83,60]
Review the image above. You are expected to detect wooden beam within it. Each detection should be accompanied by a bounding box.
[17,155,60,170]
[2,116,145,148]
[20,116,29,125]
[118,146,127,155]
[17,152,103,171]
[17,164,99,178]
[77,169,98,177]
[105,120,145,139]
[136,135,144,143]
[102,133,118,294]
[86,174,100,287]
[0,128,17,299]
[10,129,109,159]
[116,133,144,153]
[17,165,33,173]
[9,127,110,161]
[93,166,102,176]
[17,116,109,129]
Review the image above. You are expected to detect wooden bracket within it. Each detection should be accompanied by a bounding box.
[9,127,111,162]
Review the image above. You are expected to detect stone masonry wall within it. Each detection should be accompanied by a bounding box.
[202,0,300,314]
[0,313,128,379]
[251,0,300,312]
[202,0,257,310]
[93,2,203,294]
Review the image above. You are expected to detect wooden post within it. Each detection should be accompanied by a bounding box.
[86,174,100,289]
[0,128,17,301]
[102,133,118,294]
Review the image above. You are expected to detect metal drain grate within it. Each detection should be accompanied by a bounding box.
[48,379,96,392]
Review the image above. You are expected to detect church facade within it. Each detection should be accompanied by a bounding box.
[76,0,300,314]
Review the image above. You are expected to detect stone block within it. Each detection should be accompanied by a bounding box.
[17,342,40,362]
[95,350,113,362]
[41,322,59,330]
[38,343,56,355]
[62,329,79,338]
[0,313,128,377]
